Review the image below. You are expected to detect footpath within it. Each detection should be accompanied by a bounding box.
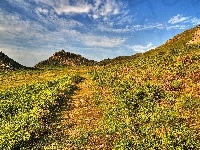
[28,73,103,149]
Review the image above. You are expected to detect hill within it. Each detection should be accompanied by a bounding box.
[88,25,200,149]
[1,25,200,149]
[97,53,142,66]
[34,50,97,68]
[0,51,25,71]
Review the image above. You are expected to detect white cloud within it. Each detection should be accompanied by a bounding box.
[97,14,198,33]
[168,14,189,24]
[191,17,200,25]
[128,42,156,53]
[133,23,165,31]
[9,0,124,19]
[7,0,31,11]
[54,4,92,15]
[97,24,130,33]
[166,24,188,30]
[36,7,49,14]
[98,23,166,33]
[81,35,125,47]
[91,0,121,19]
[117,13,133,25]
[34,0,122,19]
[0,10,48,42]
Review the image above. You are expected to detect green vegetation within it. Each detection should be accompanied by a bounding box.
[88,26,200,149]
[1,25,200,149]
[0,73,82,149]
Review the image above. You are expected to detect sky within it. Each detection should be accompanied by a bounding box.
[0,0,200,67]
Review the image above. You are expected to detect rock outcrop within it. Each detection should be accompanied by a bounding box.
[34,50,97,68]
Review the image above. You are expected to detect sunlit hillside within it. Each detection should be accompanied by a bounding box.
[1,25,200,149]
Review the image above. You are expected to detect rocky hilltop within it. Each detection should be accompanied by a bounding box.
[34,50,97,68]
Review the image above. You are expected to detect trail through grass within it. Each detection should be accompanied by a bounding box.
[21,72,103,149]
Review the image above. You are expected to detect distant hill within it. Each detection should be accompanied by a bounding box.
[0,51,25,71]
[34,50,97,68]
[97,53,142,66]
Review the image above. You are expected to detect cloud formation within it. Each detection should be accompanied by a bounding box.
[34,0,122,20]
[168,14,189,24]
[82,35,125,47]
[1,1,200,66]
[127,42,156,53]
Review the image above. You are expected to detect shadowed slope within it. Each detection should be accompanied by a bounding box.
[0,51,26,71]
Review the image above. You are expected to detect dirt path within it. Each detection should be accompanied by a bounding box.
[42,74,103,149]
[64,75,102,132]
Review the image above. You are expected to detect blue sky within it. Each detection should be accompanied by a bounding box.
[0,0,200,66]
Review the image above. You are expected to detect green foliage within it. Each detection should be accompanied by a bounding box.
[71,132,90,147]
[90,27,200,148]
[2,26,200,149]
[170,80,182,91]
[71,73,84,84]
[0,74,81,149]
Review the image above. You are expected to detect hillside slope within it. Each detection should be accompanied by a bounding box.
[87,25,200,149]
[97,53,142,66]
[0,51,25,71]
[1,25,200,149]
[29,25,200,149]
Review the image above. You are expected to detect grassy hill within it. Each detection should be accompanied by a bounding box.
[97,53,142,66]
[1,25,200,149]
[89,25,200,149]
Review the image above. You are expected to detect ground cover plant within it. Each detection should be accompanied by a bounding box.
[1,25,200,149]
[0,68,84,149]
[88,26,200,149]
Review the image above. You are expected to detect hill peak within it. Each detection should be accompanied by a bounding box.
[34,50,97,68]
